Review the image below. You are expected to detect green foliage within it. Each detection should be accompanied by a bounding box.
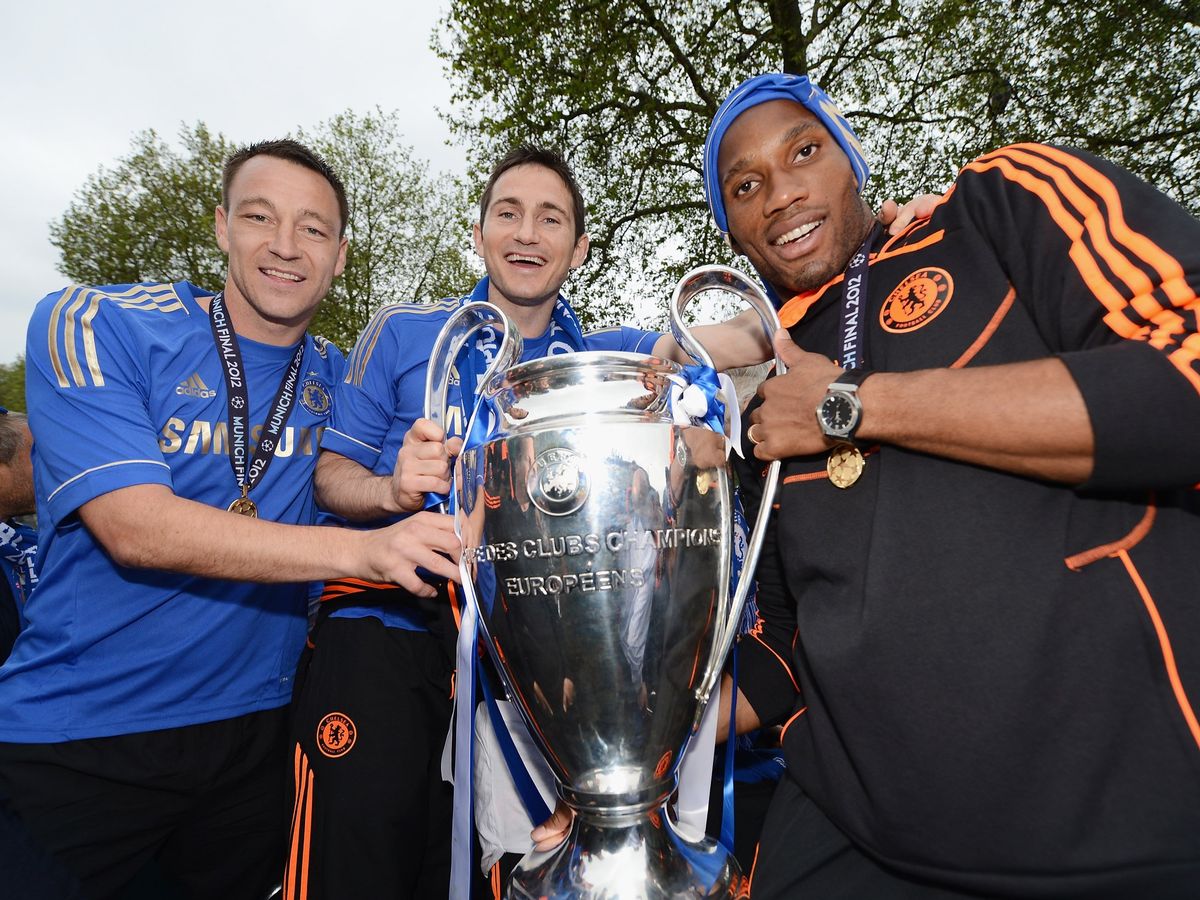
[50,115,475,352]
[300,109,479,349]
[436,0,1200,326]
[0,356,26,414]
[50,125,230,290]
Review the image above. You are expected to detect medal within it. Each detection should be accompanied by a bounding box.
[826,443,864,489]
[227,495,259,517]
[208,292,305,521]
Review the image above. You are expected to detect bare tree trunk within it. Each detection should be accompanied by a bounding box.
[765,0,808,73]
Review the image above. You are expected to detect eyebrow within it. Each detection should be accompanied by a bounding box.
[492,196,571,219]
[721,120,822,188]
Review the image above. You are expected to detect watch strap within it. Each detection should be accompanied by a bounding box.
[829,367,874,392]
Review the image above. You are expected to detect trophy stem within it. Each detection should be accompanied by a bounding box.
[508,802,741,899]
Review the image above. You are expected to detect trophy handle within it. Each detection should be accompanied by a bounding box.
[423,301,522,430]
[668,265,787,717]
[422,302,522,512]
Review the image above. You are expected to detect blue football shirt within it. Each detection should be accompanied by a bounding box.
[0,282,344,741]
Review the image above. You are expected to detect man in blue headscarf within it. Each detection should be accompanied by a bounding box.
[708,73,1200,897]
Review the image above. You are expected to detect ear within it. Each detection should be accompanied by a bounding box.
[472,221,484,257]
[569,232,590,269]
[334,236,348,278]
[215,205,230,254]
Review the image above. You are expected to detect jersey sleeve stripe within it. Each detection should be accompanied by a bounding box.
[46,459,172,504]
[1014,144,1193,306]
[347,300,457,386]
[47,285,189,389]
[61,289,92,388]
[964,147,1200,390]
[322,428,381,455]
[347,305,405,386]
[79,289,106,387]
[971,145,1197,313]
[47,285,83,388]
[963,155,1140,321]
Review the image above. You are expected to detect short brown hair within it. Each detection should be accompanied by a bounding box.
[222,139,349,237]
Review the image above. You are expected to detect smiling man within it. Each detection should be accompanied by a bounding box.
[0,140,461,900]
[705,73,1200,897]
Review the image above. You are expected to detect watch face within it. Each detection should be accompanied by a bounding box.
[819,393,857,436]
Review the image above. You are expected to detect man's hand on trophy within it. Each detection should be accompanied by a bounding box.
[361,511,462,597]
[531,800,574,852]
[748,330,842,461]
[391,417,465,512]
[878,192,944,235]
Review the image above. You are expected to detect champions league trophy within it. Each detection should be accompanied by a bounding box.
[428,267,784,898]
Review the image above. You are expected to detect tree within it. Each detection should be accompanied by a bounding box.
[50,125,231,291]
[436,0,1200,326]
[0,357,26,414]
[50,114,475,351]
[300,109,479,348]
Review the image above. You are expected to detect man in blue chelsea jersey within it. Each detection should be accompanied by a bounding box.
[0,140,461,900]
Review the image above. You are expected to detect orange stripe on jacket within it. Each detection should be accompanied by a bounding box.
[779,705,809,745]
[1116,549,1200,751]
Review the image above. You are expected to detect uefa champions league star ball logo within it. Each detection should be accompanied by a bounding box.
[528,447,590,516]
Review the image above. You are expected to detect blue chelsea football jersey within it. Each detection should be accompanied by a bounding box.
[0,282,344,741]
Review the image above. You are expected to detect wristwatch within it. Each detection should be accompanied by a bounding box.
[815,368,873,442]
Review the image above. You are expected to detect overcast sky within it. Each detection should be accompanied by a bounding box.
[2,0,469,363]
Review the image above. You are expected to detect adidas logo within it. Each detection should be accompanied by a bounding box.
[175,373,217,399]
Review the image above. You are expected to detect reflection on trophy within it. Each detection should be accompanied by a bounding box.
[432,268,783,898]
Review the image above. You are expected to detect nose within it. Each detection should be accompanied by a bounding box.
[764,170,809,217]
[514,213,539,244]
[268,224,301,259]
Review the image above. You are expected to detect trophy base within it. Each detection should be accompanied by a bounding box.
[508,807,741,899]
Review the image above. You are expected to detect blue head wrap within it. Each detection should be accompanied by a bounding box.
[703,73,870,237]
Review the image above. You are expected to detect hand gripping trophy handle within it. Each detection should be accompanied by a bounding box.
[669,265,786,720]
[422,301,523,512]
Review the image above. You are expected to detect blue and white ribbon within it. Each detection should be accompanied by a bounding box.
[668,365,743,457]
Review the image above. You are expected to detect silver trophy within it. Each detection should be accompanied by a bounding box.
[433,267,783,898]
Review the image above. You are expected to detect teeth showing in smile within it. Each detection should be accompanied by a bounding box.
[772,220,822,246]
[264,268,302,282]
[506,254,545,267]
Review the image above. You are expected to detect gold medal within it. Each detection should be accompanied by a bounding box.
[826,444,865,489]
[227,496,258,517]
[227,487,258,517]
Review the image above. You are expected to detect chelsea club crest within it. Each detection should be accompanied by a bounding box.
[300,378,332,416]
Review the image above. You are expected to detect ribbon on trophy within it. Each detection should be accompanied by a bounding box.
[667,364,743,458]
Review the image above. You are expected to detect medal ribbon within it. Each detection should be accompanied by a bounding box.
[207,293,306,508]
[836,222,882,371]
